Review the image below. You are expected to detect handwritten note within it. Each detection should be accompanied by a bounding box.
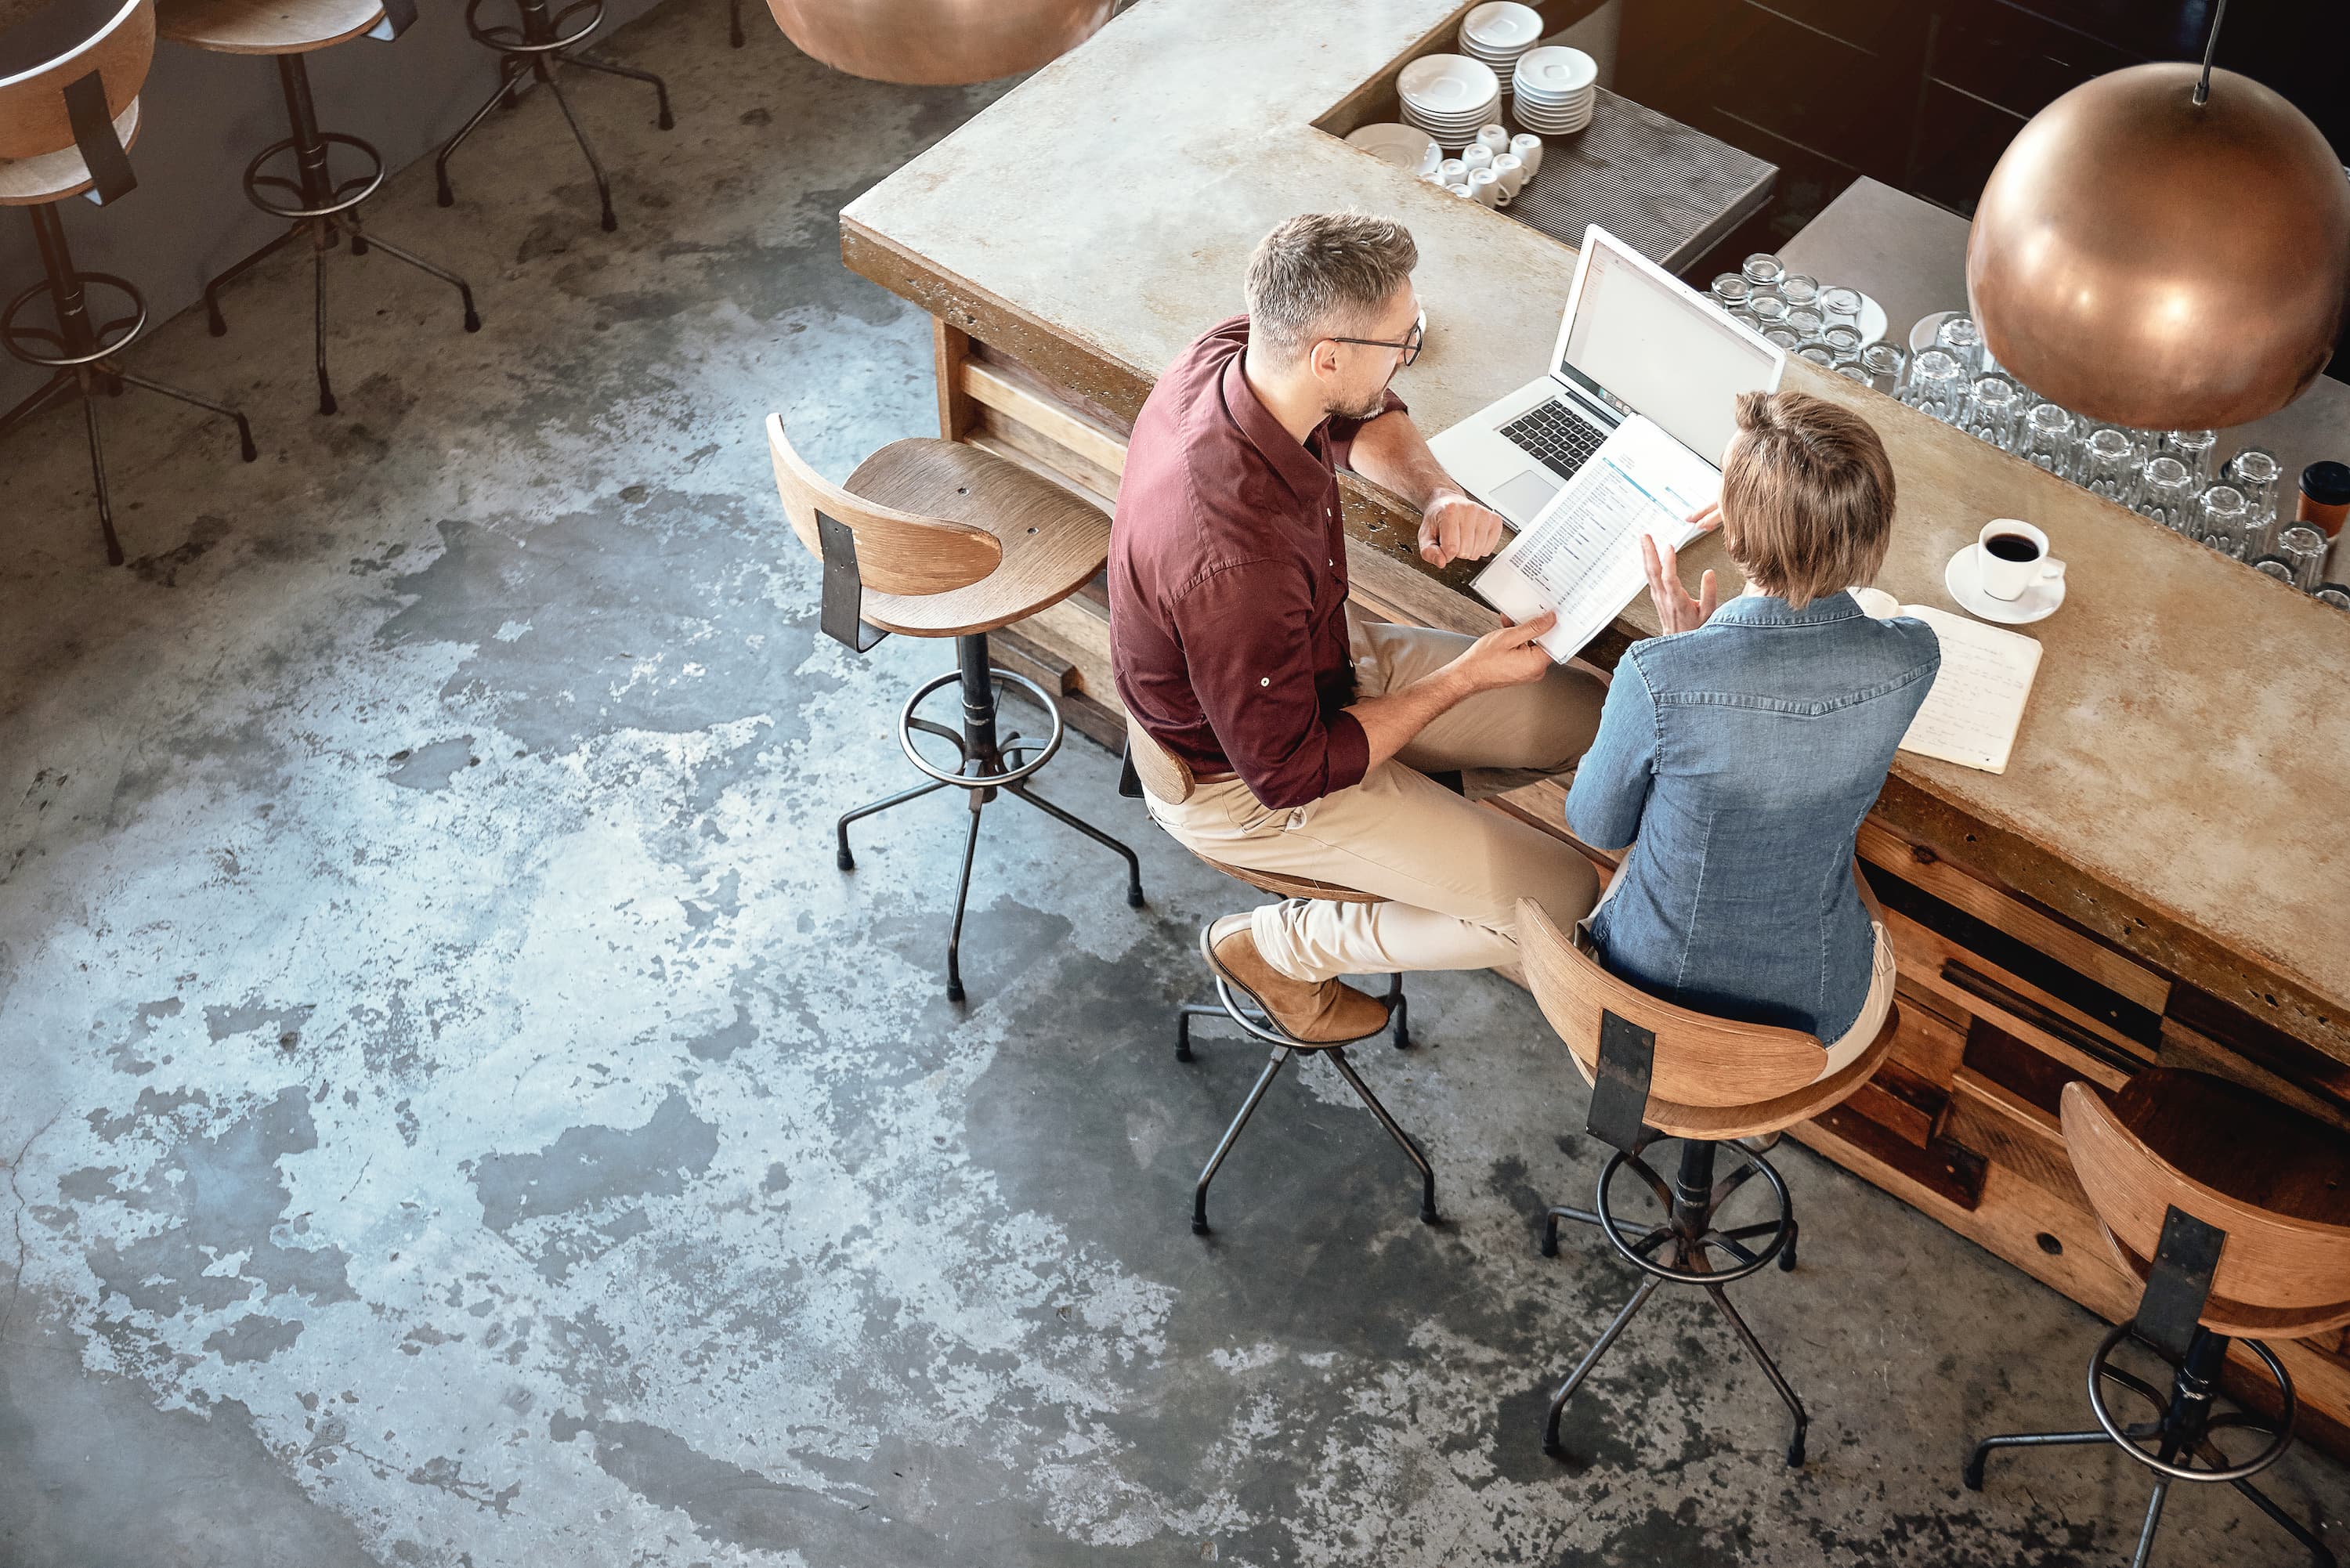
[1894,605,2042,774]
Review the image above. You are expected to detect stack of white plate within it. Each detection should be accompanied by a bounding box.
[1456,2,1542,84]
[1343,122,1442,178]
[1513,45,1596,135]
[1397,53,1502,149]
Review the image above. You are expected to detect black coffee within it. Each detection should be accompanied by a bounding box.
[1984,533,2041,562]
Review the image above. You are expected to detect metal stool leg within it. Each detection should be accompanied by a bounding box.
[2131,1479,2171,1568]
[942,790,985,1004]
[728,0,743,45]
[436,58,526,207]
[1542,1274,1662,1456]
[1385,970,1410,1048]
[1704,1282,1809,1465]
[1003,780,1144,907]
[77,378,121,565]
[562,49,674,129]
[1963,1428,2113,1490]
[103,367,259,464]
[835,778,950,870]
[538,63,618,232]
[1323,1046,1439,1224]
[1174,1003,1222,1062]
[0,368,71,438]
[1192,1046,1290,1235]
[202,222,307,336]
[342,213,483,332]
[2226,1475,2337,1568]
[309,231,335,414]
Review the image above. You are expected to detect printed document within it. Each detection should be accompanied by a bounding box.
[1470,415,1722,661]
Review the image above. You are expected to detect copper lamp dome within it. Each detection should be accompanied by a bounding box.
[1966,60,2350,431]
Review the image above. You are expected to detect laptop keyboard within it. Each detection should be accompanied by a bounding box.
[1499,399,1607,479]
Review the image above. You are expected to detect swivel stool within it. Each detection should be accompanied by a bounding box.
[1965,1068,2348,1567]
[161,0,479,417]
[436,0,673,233]
[0,0,257,564]
[1517,892,1900,1469]
[765,414,1144,1003]
[1119,719,1434,1239]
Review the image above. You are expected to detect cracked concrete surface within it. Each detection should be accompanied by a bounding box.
[2,2,2346,1563]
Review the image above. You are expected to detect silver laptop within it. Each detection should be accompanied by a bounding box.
[1428,226,1787,527]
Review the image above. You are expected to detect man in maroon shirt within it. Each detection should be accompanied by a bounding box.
[1110,213,1607,1042]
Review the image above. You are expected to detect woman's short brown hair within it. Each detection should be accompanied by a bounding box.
[1718,390,1897,610]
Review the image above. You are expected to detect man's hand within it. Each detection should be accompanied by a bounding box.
[1449,610,1557,692]
[1641,527,1718,636]
[1418,490,1509,568]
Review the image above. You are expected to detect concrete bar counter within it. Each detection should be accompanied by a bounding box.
[841,0,2350,1447]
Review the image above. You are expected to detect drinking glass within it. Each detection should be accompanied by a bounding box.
[2080,427,2143,506]
[1795,344,1836,370]
[1936,314,1986,377]
[1777,273,1820,309]
[1711,274,1753,313]
[2317,585,2350,611]
[1784,305,1825,341]
[1727,308,1759,333]
[2197,482,2252,554]
[1902,347,1967,422]
[2204,532,2245,560]
[2163,428,2218,487]
[2251,555,2298,583]
[1748,294,1791,332]
[1859,341,1906,397]
[1819,287,1863,331]
[1835,363,1871,386]
[1961,373,2025,450]
[2135,455,2197,529]
[1762,327,1801,352]
[2279,524,2330,591]
[1819,323,1864,362]
[2225,445,2283,544]
[1741,252,1785,289]
[2019,402,2078,479]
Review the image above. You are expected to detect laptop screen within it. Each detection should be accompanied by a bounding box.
[1555,229,1782,468]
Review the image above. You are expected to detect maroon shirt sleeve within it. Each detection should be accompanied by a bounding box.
[1170,559,1369,811]
[1324,388,1409,473]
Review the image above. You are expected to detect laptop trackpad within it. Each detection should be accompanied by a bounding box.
[1491,467,1564,526]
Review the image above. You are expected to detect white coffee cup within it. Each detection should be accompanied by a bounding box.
[1490,152,1525,200]
[1476,124,1511,156]
[1976,518,2065,602]
[1462,143,1494,173]
[1468,167,1502,207]
[1438,157,1468,186]
[1510,132,1543,178]
[1448,182,1477,200]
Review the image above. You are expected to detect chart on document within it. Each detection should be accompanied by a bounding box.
[1470,414,1722,660]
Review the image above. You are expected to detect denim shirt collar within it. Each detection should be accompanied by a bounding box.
[1708,588,1864,628]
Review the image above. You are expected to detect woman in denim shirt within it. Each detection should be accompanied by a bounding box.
[1567,391,1940,1077]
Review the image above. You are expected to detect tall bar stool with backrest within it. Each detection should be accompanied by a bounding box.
[765,414,1144,1002]
[1516,894,1902,1469]
[0,0,256,563]
[1965,1069,2349,1567]
[435,0,671,233]
[1118,719,1434,1238]
[161,0,479,417]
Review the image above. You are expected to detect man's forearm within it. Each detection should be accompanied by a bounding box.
[1346,410,1464,510]
[1346,664,1477,771]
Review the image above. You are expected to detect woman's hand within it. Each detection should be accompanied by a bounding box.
[1641,527,1719,635]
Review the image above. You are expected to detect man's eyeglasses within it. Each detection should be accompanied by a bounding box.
[1327,309,1426,367]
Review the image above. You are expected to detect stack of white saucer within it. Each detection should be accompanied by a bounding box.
[1456,2,1542,85]
[1397,53,1502,150]
[1512,45,1596,135]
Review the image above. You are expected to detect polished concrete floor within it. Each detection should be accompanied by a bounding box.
[2,5,2345,1565]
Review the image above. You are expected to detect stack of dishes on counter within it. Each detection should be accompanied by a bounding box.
[1397,53,1502,150]
[1343,121,1442,179]
[1512,45,1596,135]
[1456,2,1543,85]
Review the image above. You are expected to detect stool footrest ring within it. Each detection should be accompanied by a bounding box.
[2,273,146,368]
[897,667,1062,788]
[1592,1143,1793,1285]
[2088,1323,2296,1483]
[240,132,386,220]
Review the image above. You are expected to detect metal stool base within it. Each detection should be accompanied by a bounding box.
[833,631,1144,1004]
[1538,1138,1808,1468]
[1965,1324,2332,1568]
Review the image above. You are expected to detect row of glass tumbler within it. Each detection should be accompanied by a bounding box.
[1708,255,2336,595]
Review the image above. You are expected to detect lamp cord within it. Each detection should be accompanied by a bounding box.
[2194,0,2230,106]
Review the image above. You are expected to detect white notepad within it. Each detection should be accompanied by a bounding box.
[1854,596,2042,775]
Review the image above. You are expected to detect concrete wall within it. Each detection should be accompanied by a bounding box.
[0,0,667,407]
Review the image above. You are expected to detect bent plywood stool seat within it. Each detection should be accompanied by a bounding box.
[1119,716,1434,1238]
[767,414,1144,1006]
[1967,1068,2350,1568]
[0,0,256,563]
[1516,894,1901,1471]
[160,0,479,419]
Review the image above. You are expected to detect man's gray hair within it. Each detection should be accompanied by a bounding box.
[1245,213,1419,361]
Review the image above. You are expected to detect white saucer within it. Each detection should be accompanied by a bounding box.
[1945,544,2065,624]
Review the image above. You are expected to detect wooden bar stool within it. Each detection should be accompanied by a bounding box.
[1516,894,1900,1469]
[1965,1069,2348,1567]
[1117,719,1433,1238]
[434,0,672,233]
[0,0,257,563]
[765,414,1144,1002]
[161,0,479,417]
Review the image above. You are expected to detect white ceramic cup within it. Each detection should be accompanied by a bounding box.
[1976,518,2065,602]
[1462,143,1495,174]
[1490,152,1525,201]
[1468,167,1502,208]
[1476,123,1511,156]
[1438,157,1468,186]
[1510,132,1543,178]
[1448,182,1477,199]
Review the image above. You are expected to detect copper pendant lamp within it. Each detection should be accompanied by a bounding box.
[1965,0,2350,431]
[763,0,1114,85]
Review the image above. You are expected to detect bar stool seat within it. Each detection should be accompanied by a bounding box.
[767,414,1144,1005]
[0,98,136,204]
[1517,894,1901,1470]
[154,0,380,50]
[1120,718,1434,1238]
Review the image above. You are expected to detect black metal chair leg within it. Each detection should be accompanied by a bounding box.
[103,367,260,463]
[78,381,121,566]
[728,0,743,45]
[1175,1003,1221,1062]
[342,216,482,331]
[202,221,309,334]
[1003,781,1144,907]
[436,61,525,207]
[943,796,984,1003]
[539,66,618,231]
[1385,970,1410,1047]
[1323,1046,1438,1224]
[1704,1283,1810,1465]
[2131,1479,2172,1568]
[2229,1479,2337,1567]
[1192,1046,1290,1235]
[1540,1203,1603,1256]
[833,777,950,870]
[1543,1274,1661,1456]
[562,50,675,129]
[310,240,335,415]
[1962,1427,2113,1490]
